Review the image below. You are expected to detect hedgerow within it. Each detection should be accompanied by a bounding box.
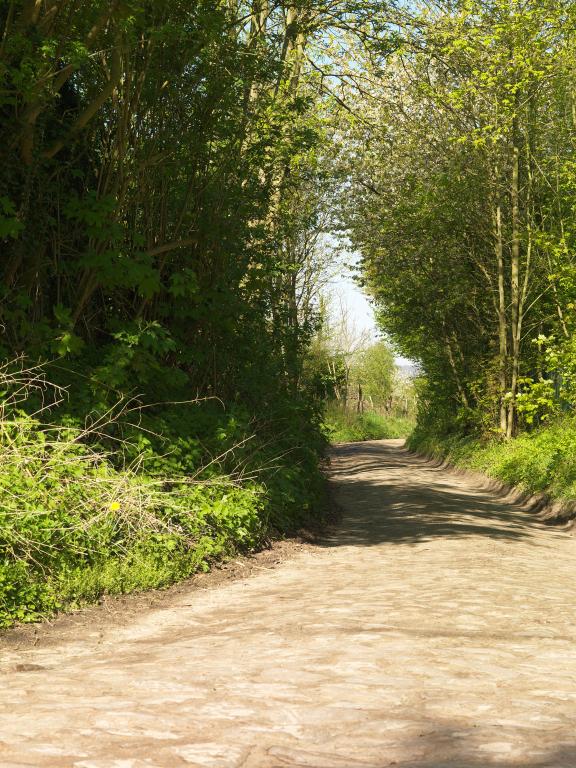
[0,362,327,628]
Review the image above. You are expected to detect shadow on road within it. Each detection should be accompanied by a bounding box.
[325,441,543,548]
[377,713,576,768]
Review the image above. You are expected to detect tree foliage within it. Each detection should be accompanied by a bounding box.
[1,1,329,402]
[342,0,576,438]
[0,0,376,623]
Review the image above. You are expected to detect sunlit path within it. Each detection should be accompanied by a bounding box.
[2,440,576,767]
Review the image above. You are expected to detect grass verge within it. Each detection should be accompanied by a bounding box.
[324,403,414,443]
[408,418,576,503]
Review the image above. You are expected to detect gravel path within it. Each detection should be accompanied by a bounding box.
[2,439,576,768]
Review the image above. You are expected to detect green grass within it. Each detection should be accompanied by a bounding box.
[323,403,414,443]
[408,418,576,502]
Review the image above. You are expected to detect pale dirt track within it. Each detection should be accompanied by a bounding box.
[2,439,576,768]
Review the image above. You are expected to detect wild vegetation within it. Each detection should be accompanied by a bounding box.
[408,420,576,505]
[0,358,326,627]
[2,0,576,625]
[314,335,416,442]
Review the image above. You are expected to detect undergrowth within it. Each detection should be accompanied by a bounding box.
[324,403,414,443]
[408,418,576,502]
[0,361,327,628]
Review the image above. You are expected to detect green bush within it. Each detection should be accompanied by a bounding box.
[0,416,269,627]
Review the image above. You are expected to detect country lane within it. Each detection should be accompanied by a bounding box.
[1,439,576,768]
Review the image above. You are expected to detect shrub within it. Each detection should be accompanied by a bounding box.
[0,362,327,628]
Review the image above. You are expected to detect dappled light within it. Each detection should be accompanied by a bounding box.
[327,442,542,546]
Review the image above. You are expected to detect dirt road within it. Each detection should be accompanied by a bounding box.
[2,440,576,767]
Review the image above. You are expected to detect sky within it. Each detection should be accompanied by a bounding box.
[329,260,379,340]
[327,252,414,367]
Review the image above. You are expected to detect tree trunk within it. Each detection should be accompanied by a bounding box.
[493,181,508,435]
[357,383,364,413]
[507,121,521,439]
